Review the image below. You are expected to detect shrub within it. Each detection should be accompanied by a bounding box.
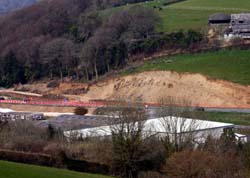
[42,94,65,99]
[74,107,88,115]
[47,81,60,88]
[163,150,243,178]
[0,149,56,167]
[139,171,167,178]
[3,120,48,152]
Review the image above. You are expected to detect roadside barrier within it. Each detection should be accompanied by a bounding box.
[0,100,106,108]
[0,100,250,110]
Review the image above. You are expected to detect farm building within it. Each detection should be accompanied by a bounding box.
[36,114,110,131]
[64,116,237,143]
[208,13,250,39]
[0,112,44,121]
[0,108,13,113]
[229,13,250,38]
[208,13,231,25]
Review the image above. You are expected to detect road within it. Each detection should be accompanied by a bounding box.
[147,106,250,114]
[0,100,106,108]
[203,107,250,114]
[1,99,250,114]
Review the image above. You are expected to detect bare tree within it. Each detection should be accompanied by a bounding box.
[128,6,162,39]
[164,149,245,178]
[40,38,75,81]
[0,120,9,148]
[157,97,200,156]
[80,41,97,80]
[2,120,48,152]
[78,11,102,41]
[108,106,148,178]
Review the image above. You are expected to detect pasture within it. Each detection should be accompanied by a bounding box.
[0,160,112,178]
[194,112,250,126]
[101,0,250,32]
[127,49,250,85]
[160,0,250,32]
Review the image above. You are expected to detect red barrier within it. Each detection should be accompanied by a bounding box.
[0,100,106,108]
[0,100,250,110]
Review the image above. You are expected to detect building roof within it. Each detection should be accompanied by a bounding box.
[230,13,250,33]
[209,13,231,22]
[0,108,13,113]
[64,117,234,138]
[231,13,250,21]
[36,114,110,131]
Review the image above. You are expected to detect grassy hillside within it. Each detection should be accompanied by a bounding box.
[160,0,250,32]
[102,0,250,32]
[194,112,250,126]
[0,160,112,178]
[126,49,250,85]
[100,0,174,17]
[170,0,250,10]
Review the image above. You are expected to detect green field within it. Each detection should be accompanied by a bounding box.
[194,112,250,126]
[0,160,112,178]
[102,0,250,32]
[126,49,250,85]
[170,0,250,10]
[160,0,250,32]
[100,0,173,17]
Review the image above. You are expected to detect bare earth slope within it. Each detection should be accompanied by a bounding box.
[81,71,250,108]
[10,71,250,108]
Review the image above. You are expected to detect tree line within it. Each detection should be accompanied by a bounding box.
[0,0,204,87]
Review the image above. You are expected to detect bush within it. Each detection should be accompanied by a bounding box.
[1,121,48,152]
[74,107,88,115]
[139,171,167,178]
[42,94,65,99]
[163,150,244,178]
[0,149,56,167]
[47,81,60,88]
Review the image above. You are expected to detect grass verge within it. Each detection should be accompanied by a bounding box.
[0,160,112,178]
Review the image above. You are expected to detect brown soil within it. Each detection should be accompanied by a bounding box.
[78,71,250,108]
[14,82,89,96]
[0,103,76,113]
[11,71,250,108]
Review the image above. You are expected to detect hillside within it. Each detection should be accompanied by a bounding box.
[0,160,112,178]
[79,71,250,108]
[17,68,250,109]
[159,0,250,32]
[0,0,163,87]
[0,0,39,15]
[1,0,250,87]
[130,49,250,85]
[102,0,250,32]
[0,0,250,104]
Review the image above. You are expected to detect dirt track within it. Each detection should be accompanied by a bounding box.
[0,103,76,113]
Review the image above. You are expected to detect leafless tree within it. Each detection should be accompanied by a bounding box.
[107,106,148,178]
[78,11,102,41]
[157,97,201,156]
[2,120,48,152]
[164,149,246,178]
[40,38,75,81]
